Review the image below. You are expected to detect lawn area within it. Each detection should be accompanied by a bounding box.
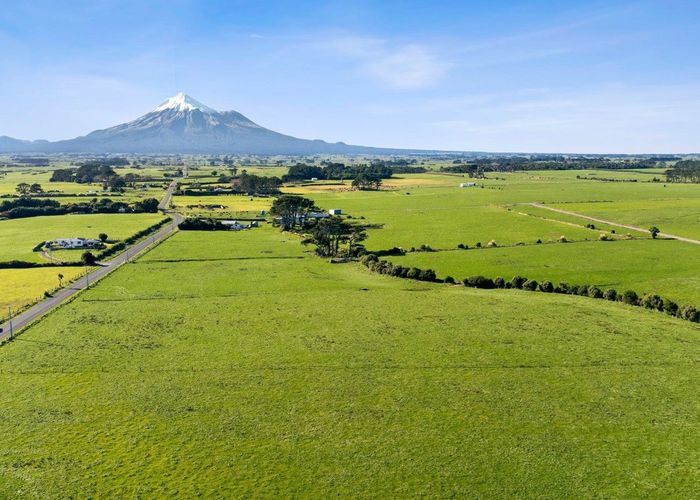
[0,267,86,320]
[0,229,698,497]
[0,213,167,262]
[385,239,700,307]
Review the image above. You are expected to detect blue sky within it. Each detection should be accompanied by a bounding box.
[0,0,699,153]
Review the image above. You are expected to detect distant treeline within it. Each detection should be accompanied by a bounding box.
[10,157,50,166]
[50,162,146,191]
[441,157,670,176]
[666,160,700,183]
[283,163,396,181]
[0,197,159,219]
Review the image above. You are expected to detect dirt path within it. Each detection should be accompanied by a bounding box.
[40,249,62,263]
[531,203,700,246]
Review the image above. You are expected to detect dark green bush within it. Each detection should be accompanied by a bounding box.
[523,279,538,291]
[680,305,700,322]
[494,277,506,288]
[510,276,527,289]
[588,287,603,299]
[603,289,618,301]
[539,280,554,293]
[406,267,420,280]
[663,298,679,316]
[641,294,664,311]
[621,290,640,305]
[464,276,495,289]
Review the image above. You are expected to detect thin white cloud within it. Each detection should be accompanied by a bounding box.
[322,35,451,89]
[362,44,451,89]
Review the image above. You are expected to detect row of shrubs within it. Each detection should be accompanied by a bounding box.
[457,275,698,322]
[359,253,700,324]
[360,254,437,282]
[0,260,79,269]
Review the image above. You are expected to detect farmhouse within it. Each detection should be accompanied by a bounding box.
[329,208,342,215]
[52,238,103,249]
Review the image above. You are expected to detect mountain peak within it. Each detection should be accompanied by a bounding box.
[153,92,216,113]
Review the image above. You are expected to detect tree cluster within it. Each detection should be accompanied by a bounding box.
[305,217,367,257]
[270,195,319,231]
[283,163,393,182]
[231,172,282,195]
[666,161,700,183]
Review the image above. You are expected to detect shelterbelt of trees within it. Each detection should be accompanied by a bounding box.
[440,156,676,176]
[0,197,160,219]
[282,161,426,182]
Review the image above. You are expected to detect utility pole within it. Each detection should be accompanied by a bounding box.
[85,268,90,289]
[8,306,13,341]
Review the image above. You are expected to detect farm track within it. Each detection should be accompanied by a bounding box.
[0,180,182,342]
[531,203,700,245]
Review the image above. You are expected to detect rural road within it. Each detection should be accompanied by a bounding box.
[531,203,700,245]
[0,180,183,341]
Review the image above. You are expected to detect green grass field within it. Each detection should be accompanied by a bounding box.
[386,239,700,307]
[0,228,698,497]
[0,213,167,262]
[292,172,700,305]
[549,198,700,240]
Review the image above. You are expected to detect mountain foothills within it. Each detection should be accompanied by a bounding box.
[0,93,416,155]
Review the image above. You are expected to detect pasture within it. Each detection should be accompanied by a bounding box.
[170,194,271,218]
[386,239,700,307]
[293,171,700,306]
[0,229,698,496]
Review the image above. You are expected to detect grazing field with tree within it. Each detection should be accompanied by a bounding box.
[0,213,167,262]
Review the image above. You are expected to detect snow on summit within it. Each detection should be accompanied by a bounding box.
[154,93,216,113]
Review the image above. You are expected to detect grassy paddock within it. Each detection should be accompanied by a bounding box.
[385,239,700,307]
[0,229,698,496]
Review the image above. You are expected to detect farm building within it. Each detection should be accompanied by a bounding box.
[221,220,249,231]
[273,211,329,226]
[52,238,103,250]
[329,208,342,215]
[459,182,476,188]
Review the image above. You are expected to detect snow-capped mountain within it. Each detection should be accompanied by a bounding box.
[0,93,415,154]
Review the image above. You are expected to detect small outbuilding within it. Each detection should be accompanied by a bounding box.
[329,208,342,216]
[459,182,476,188]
